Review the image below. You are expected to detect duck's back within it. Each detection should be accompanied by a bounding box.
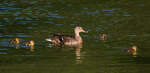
[46,34,77,45]
[54,34,76,43]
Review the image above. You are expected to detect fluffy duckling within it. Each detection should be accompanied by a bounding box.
[9,38,20,44]
[25,40,34,46]
[126,45,137,52]
[99,33,107,40]
[24,40,35,52]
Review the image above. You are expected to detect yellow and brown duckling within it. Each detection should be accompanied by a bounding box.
[25,40,34,46]
[99,33,107,40]
[126,45,137,52]
[125,45,137,57]
[9,38,20,44]
[24,40,35,52]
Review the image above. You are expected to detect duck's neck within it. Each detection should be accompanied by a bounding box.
[75,32,82,43]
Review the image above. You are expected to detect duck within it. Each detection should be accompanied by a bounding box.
[24,40,34,46]
[9,38,20,44]
[46,26,88,45]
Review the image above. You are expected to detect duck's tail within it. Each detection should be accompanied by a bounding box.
[46,38,52,42]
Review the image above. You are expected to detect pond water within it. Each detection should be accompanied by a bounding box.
[0,0,150,73]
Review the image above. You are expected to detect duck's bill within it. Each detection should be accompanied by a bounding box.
[84,31,88,33]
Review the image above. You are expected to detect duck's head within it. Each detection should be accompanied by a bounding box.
[74,26,88,33]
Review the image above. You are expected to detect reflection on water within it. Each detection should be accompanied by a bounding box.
[75,44,83,64]
[26,45,35,52]
[132,51,137,57]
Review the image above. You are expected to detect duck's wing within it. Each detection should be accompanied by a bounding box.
[53,33,73,37]
[61,35,77,43]
[53,34,76,42]
[46,33,76,45]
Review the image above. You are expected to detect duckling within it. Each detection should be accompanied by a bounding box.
[126,45,137,52]
[46,26,88,46]
[25,40,34,46]
[9,38,20,44]
[24,40,35,52]
[99,33,107,40]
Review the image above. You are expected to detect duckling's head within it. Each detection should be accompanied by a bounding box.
[15,38,20,44]
[132,45,137,51]
[75,26,88,33]
[30,40,34,46]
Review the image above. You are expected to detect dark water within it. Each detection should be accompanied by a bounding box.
[0,0,150,73]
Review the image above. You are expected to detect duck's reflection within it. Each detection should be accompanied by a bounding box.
[48,43,84,64]
[75,44,83,64]
[132,51,137,57]
[29,45,34,52]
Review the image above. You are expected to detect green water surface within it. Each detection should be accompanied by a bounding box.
[0,0,150,73]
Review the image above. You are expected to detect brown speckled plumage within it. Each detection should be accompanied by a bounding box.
[46,26,88,45]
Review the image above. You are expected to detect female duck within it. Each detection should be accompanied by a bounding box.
[46,26,88,45]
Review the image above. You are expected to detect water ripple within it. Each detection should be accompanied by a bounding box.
[87,10,99,15]
[0,48,8,51]
[103,9,113,12]
[128,34,137,37]
[1,34,31,38]
[13,12,21,16]
[0,52,7,54]
[30,1,38,4]
[17,35,32,37]
[123,14,131,16]
[16,17,24,20]
[56,24,63,27]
